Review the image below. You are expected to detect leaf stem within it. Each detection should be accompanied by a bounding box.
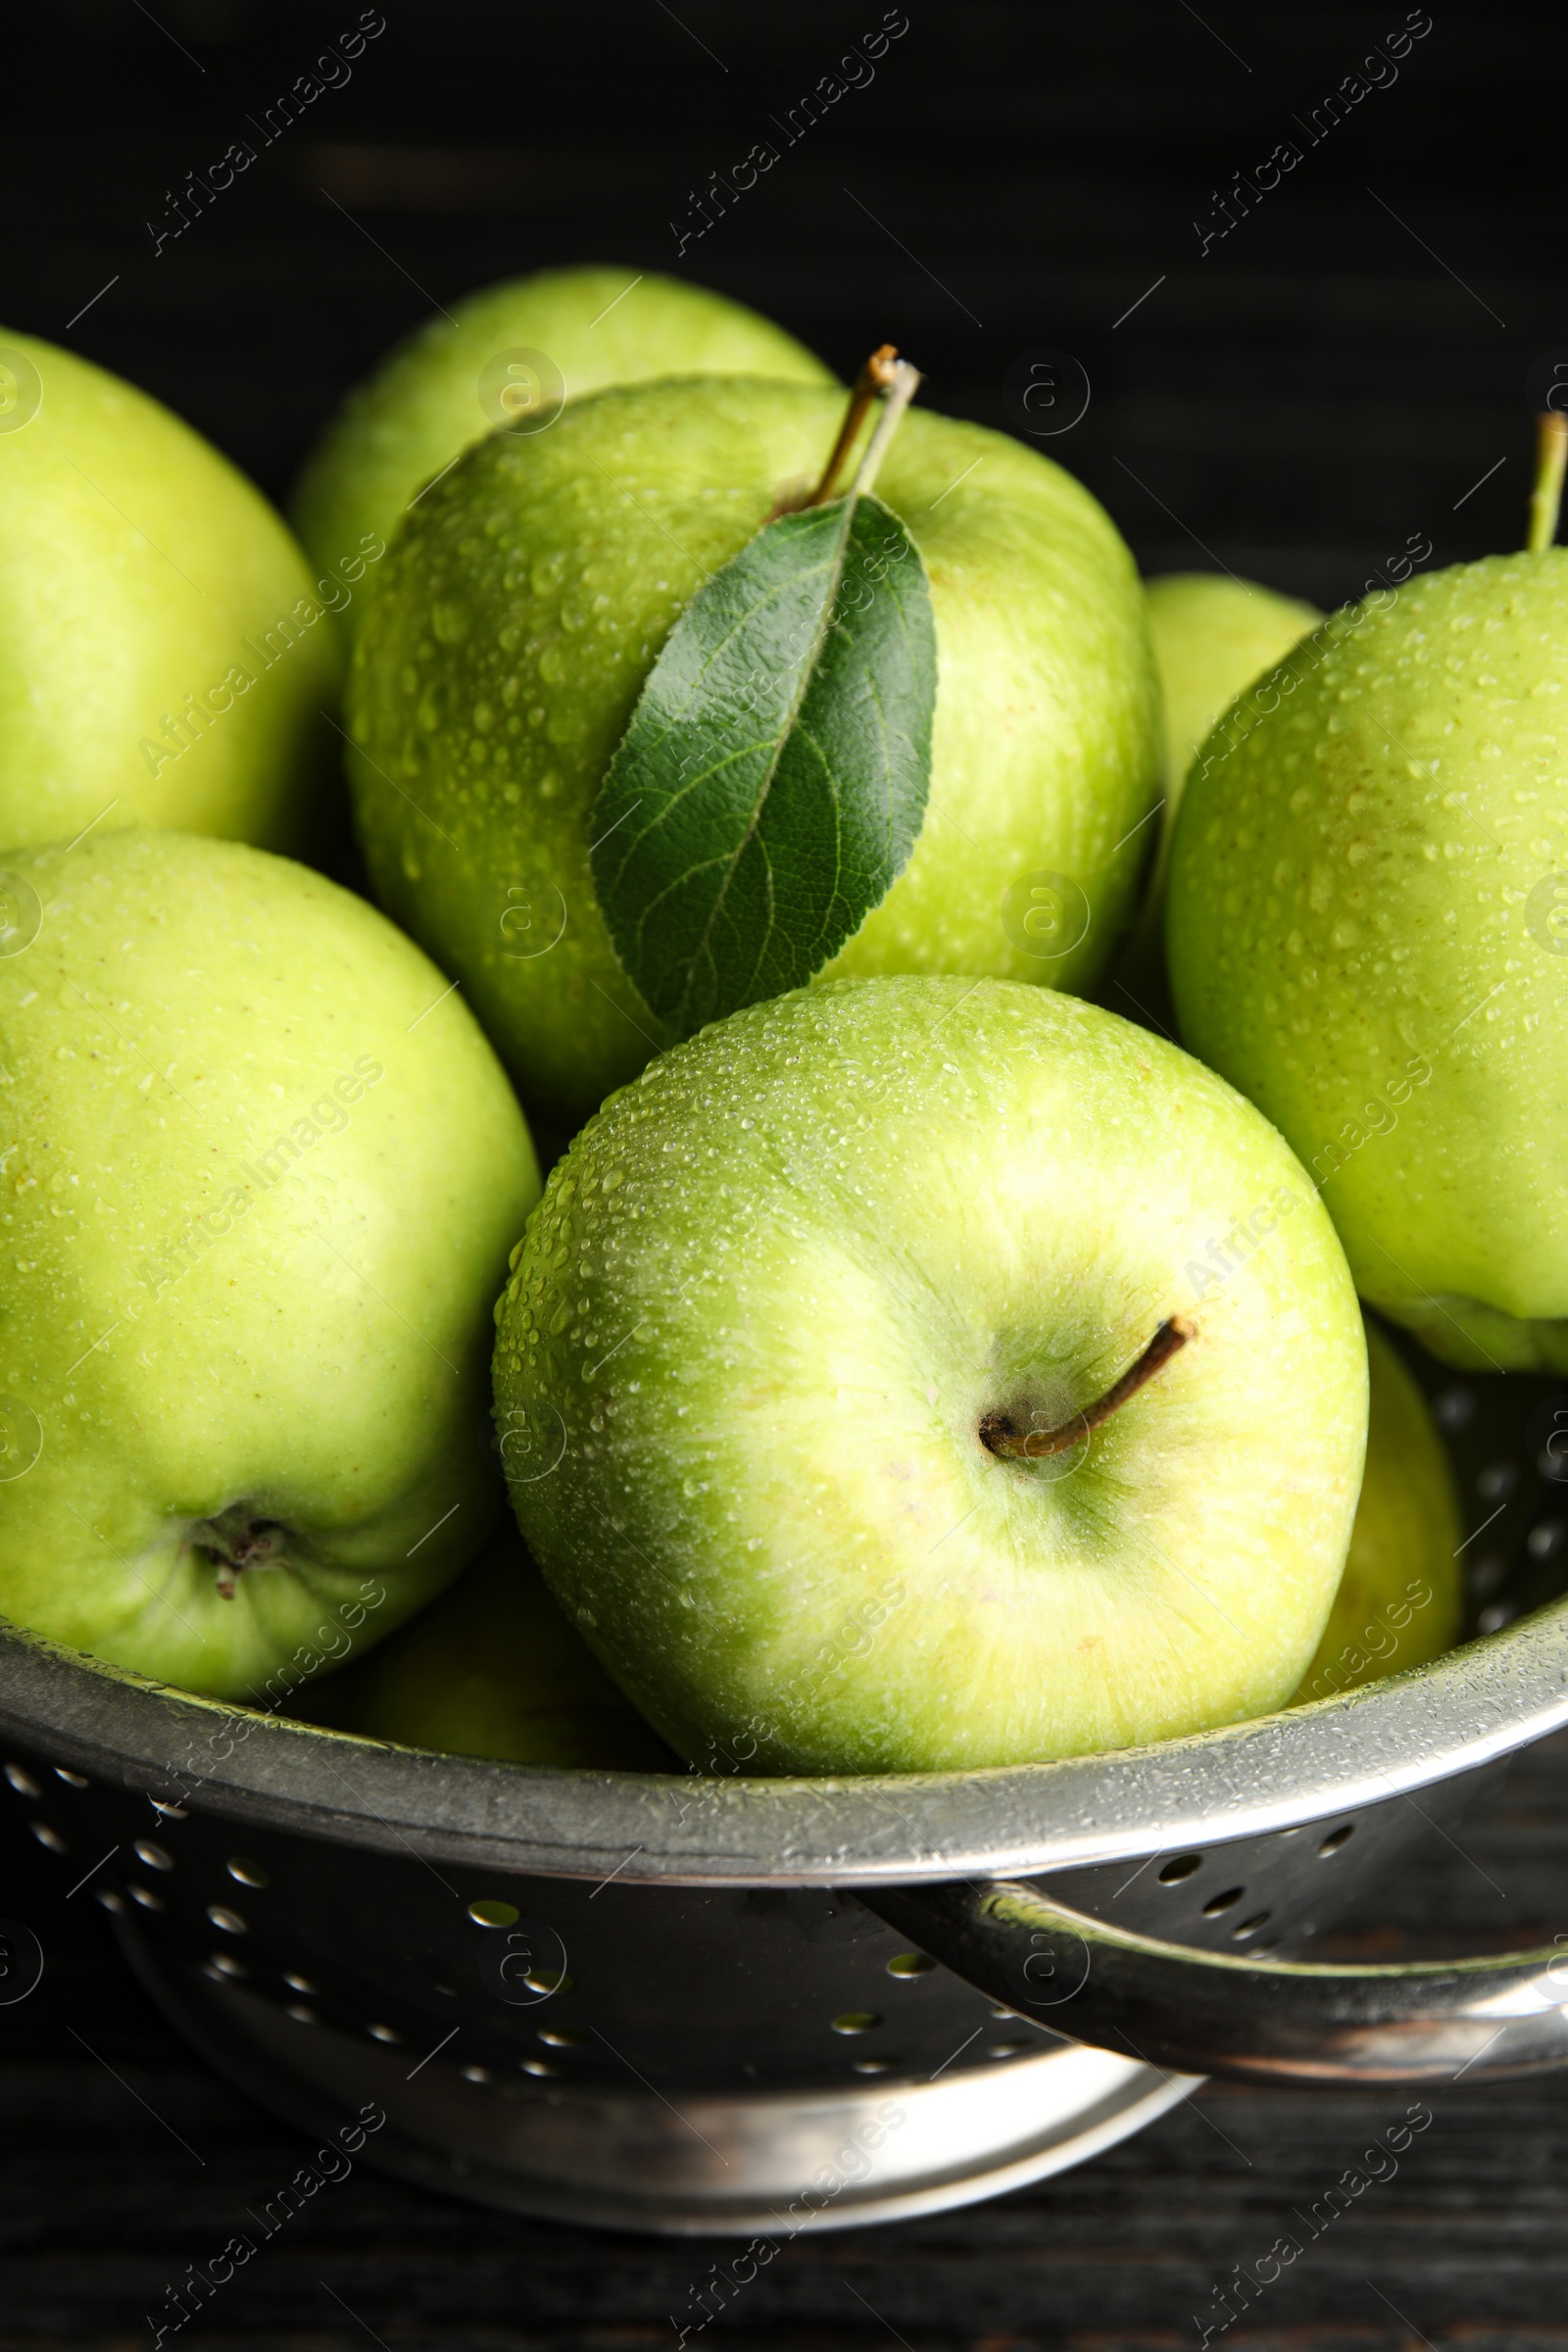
[801,345,905,509]
[1528,411,1568,554]
[980,1317,1193,1460]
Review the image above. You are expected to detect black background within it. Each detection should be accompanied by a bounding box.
[6,2,1568,2344]
[8,0,1559,605]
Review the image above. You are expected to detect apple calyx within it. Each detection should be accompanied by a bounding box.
[1528,411,1568,555]
[980,1317,1194,1460]
[187,1504,294,1600]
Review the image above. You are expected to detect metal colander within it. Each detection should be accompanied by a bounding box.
[4,1338,1568,2235]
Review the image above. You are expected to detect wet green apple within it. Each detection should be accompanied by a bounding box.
[297,1518,671,1768]
[1148,572,1322,805]
[0,331,341,858]
[1103,572,1320,1025]
[1292,1320,1462,1703]
[1168,547,1568,1369]
[494,977,1366,1774]
[291,265,834,645]
[349,378,1161,1129]
[0,829,538,1699]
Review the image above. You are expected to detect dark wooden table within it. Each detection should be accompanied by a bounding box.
[5,2,1568,2340]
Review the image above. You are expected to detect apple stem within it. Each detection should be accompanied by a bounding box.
[800,345,919,509]
[849,358,922,499]
[1528,411,1568,554]
[980,1317,1193,1460]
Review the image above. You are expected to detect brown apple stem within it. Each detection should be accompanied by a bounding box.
[1528,411,1568,554]
[980,1317,1193,1460]
[801,345,905,509]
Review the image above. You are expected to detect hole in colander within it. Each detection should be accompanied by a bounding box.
[886,1951,935,1978]
[852,2058,893,2075]
[226,1858,269,1887]
[520,2058,559,2078]
[1159,1854,1202,1883]
[95,1888,126,1915]
[520,1968,572,1995]
[367,2023,402,2044]
[129,1884,164,1911]
[131,1840,172,1871]
[1201,1886,1244,1916]
[1478,1462,1518,1501]
[4,1763,40,1797]
[206,1905,247,1935]
[29,1821,66,1853]
[54,1767,88,1788]
[988,2038,1032,2058]
[538,2027,585,2047]
[283,1971,317,1995]
[1232,1911,1272,1940]
[285,2003,318,2026]
[462,2065,492,2084]
[468,1898,519,1929]
[831,2011,882,2035]
[1318,1826,1354,1857]
[1529,1520,1565,1559]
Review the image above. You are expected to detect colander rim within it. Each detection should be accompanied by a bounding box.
[3,1595,1565,1886]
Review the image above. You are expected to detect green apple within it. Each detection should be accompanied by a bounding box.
[0,331,342,858]
[297,1519,671,1768]
[1168,546,1568,1369]
[348,376,1161,1129]
[1292,1320,1462,1703]
[0,828,538,1700]
[1147,573,1322,800]
[290,265,834,645]
[1102,572,1320,1024]
[494,976,1366,1774]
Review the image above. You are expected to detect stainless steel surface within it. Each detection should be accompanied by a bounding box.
[3,1599,1566,1886]
[1036,1757,1508,1958]
[868,1879,1568,2087]
[118,1923,1196,2234]
[2,1753,1071,2095]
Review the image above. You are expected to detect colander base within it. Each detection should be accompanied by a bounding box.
[118,1920,1196,2235]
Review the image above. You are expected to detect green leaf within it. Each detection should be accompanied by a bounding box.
[589,489,936,1039]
